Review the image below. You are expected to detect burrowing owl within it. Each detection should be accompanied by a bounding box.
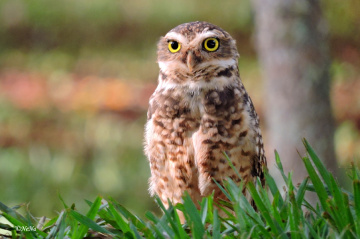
[144,21,266,213]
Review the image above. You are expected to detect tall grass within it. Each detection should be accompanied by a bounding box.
[1,139,359,238]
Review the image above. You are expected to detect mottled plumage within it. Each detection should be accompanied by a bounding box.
[144,21,266,218]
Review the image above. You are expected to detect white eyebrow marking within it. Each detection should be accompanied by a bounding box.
[189,30,222,46]
[198,31,218,39]
[164,32,188,44]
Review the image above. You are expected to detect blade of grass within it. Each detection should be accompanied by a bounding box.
[288,203,298,239]
[302,156,330,212]
[236,208,271,238]
[256,177,273,216]
[45,210,66,239]
[183,193,205,239]
[247,182,281,237]
[233,199,250,232]
[42,216,58,232]
[155,197,179,238]
[303,139,331,189]
[171,204,188,239]
[224,177,241,202]
[238,193,263,225]
[304,220,322,239]
[66,207,79,238]
[148,205,175,239]
[214,203,235,221]
[108,201,131,233]
[58,194,69,209]
[288,174,300,239]
[109,198,147,231]
[212,179,231,201]
[271,192,284,229]
[224,152,242,180]
[68,209,113,236]
[275,150,288,182]
[212,209,220,239]
[144,211,166,239]
[206,193,214,224]
[85,196,102,219]
[129,221,142,239]
[329,175,347,232]
[90,203,121,231]
[199,197,208,225]
[225,178,252,231]
[265,172,284,208]
[74,196,102,238]
[57,211,67,239]
[296,177,309,206]
[353,180,360,235]
[343,193,355,236]
[219,216,238,234]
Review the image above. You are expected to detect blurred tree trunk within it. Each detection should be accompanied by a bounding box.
[251,0,341,185]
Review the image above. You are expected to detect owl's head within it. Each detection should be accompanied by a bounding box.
[157,21,239,76]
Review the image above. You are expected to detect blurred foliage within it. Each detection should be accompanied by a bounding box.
[0,0,253,50]
[323,0,360,42]
[0,0,359,219]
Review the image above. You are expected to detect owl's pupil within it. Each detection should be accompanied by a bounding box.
[207,40,216,48]
[171,41,178,50]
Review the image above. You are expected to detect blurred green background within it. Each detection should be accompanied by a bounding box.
[0,0,359,218]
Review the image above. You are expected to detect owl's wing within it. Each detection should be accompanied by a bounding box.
[242,91,267,187]
[193,85,267,201]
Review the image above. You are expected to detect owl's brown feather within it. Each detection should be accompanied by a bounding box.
[144,21,266,217]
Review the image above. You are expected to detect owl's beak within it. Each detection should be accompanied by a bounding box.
[186,51,196,72]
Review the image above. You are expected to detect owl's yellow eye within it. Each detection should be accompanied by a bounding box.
[203,38,219,52]
[168,40,181,53]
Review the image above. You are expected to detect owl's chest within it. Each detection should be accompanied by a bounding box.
[152,83,243,126]
[148,83,249,161]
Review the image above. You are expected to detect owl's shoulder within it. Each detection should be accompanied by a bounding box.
[147,85,197,120]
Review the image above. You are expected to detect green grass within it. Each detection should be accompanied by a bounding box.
[1,139,360,238]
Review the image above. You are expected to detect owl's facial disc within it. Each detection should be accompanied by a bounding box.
[158,23,239,77]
